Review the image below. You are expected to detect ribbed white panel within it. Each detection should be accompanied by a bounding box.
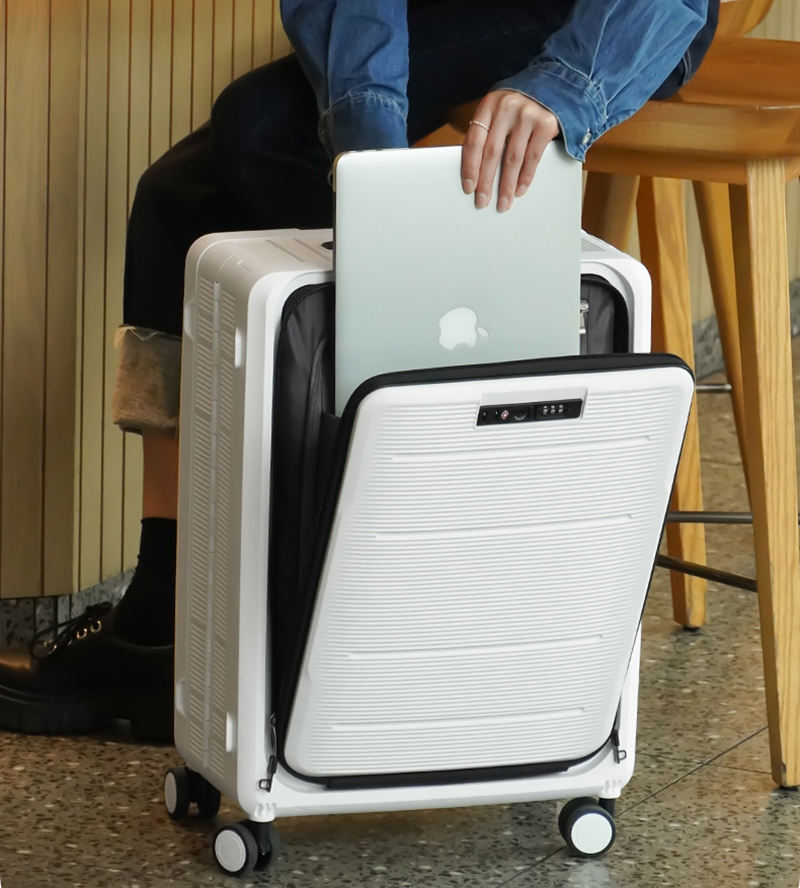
[181,275,241,780]
[175,228,335,816]
[184,279,216,764]
[286,365,692,776]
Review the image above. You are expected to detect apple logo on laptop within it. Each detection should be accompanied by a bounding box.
[438,307,489,350]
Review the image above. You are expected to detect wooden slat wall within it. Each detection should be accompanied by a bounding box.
[1,0,799,598]
[0,2,47,599]
[1,1,83,598]
[75,0,284,592]
[0,0,287,598]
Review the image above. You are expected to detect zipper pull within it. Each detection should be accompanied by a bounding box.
[611,726,627,764]
[579,299,589,336]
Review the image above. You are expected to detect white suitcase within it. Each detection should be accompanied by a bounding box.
[168,228,691,875]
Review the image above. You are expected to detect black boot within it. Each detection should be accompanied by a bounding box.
[0,602,173,742]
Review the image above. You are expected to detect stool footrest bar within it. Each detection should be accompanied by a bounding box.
[667,510,753,525]
[696,382,732,394]
[656,554,756,593]
[666,510,800,525]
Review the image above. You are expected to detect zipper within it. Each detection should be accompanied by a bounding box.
[610,707,627,764]
[579,298,589,338]
[259,714,279,792]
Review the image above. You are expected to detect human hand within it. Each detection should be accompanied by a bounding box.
[461,90,560,212]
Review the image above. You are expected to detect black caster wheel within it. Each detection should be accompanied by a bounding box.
[192,773,222,820]
[164,766,192,820]
[250,820,280,872]
[164,766,221,821]
[213,820,279,876]
[561,800,616,858]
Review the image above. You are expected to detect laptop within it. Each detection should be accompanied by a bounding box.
[333,143,581,414]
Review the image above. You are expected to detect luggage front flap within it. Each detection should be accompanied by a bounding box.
[269,276,688,788]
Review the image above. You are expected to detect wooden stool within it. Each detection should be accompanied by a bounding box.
[585,36,800,788]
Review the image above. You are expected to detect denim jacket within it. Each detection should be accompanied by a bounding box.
[281,0,718,162]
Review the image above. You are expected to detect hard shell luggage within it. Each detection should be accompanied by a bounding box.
[166,228,692,876]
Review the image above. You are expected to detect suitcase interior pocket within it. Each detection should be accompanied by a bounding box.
[579,274,630,354]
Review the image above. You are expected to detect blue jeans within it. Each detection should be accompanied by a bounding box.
[123,0,683,338]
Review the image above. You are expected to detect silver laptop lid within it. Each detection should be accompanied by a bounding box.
[333,143,581,414]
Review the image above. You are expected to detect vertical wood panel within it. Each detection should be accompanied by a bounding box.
[212,0,234,102]
[171,0,193,143]
[232,0,254,79]
[44,0,83,596]
[130,0,172,576]
[0,2,7,592]
[103,0,131,579]
[2,2,50,597]
[77,0,109,590]
[128,0,152,185]
[271,0,290,58]
[149,0,172,161]
[73,0,87,595]
[252,0,274,67]
[192,0,214,129]
[115,0,152,577]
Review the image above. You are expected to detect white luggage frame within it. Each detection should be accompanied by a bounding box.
[171,228,676,871]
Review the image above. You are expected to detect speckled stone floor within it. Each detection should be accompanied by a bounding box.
[2,346,800,888]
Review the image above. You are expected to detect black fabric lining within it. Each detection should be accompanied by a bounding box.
[269,283,335,715]
[580,273,629,354]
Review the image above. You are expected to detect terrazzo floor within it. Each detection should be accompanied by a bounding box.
[3,347,800,888]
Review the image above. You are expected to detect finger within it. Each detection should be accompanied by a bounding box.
[496,120,534,212]
[474,117,511,210]
[461,119,490,195]
[515,120,558,198]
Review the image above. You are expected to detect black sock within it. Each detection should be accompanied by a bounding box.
[114,518,177,645]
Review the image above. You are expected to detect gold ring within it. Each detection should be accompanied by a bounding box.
[468,119,490,133]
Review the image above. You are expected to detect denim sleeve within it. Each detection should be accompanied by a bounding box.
[280,0,409,157]
[494,0,709,161]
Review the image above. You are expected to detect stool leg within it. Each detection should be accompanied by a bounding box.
[730,159,800,788]
[637,176,707,629]
[581,172,639,250]
[692,180,749,488]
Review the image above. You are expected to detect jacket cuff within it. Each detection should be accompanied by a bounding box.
[321,90,408,158]
[112,326,181,437]
[494,61,608,162]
